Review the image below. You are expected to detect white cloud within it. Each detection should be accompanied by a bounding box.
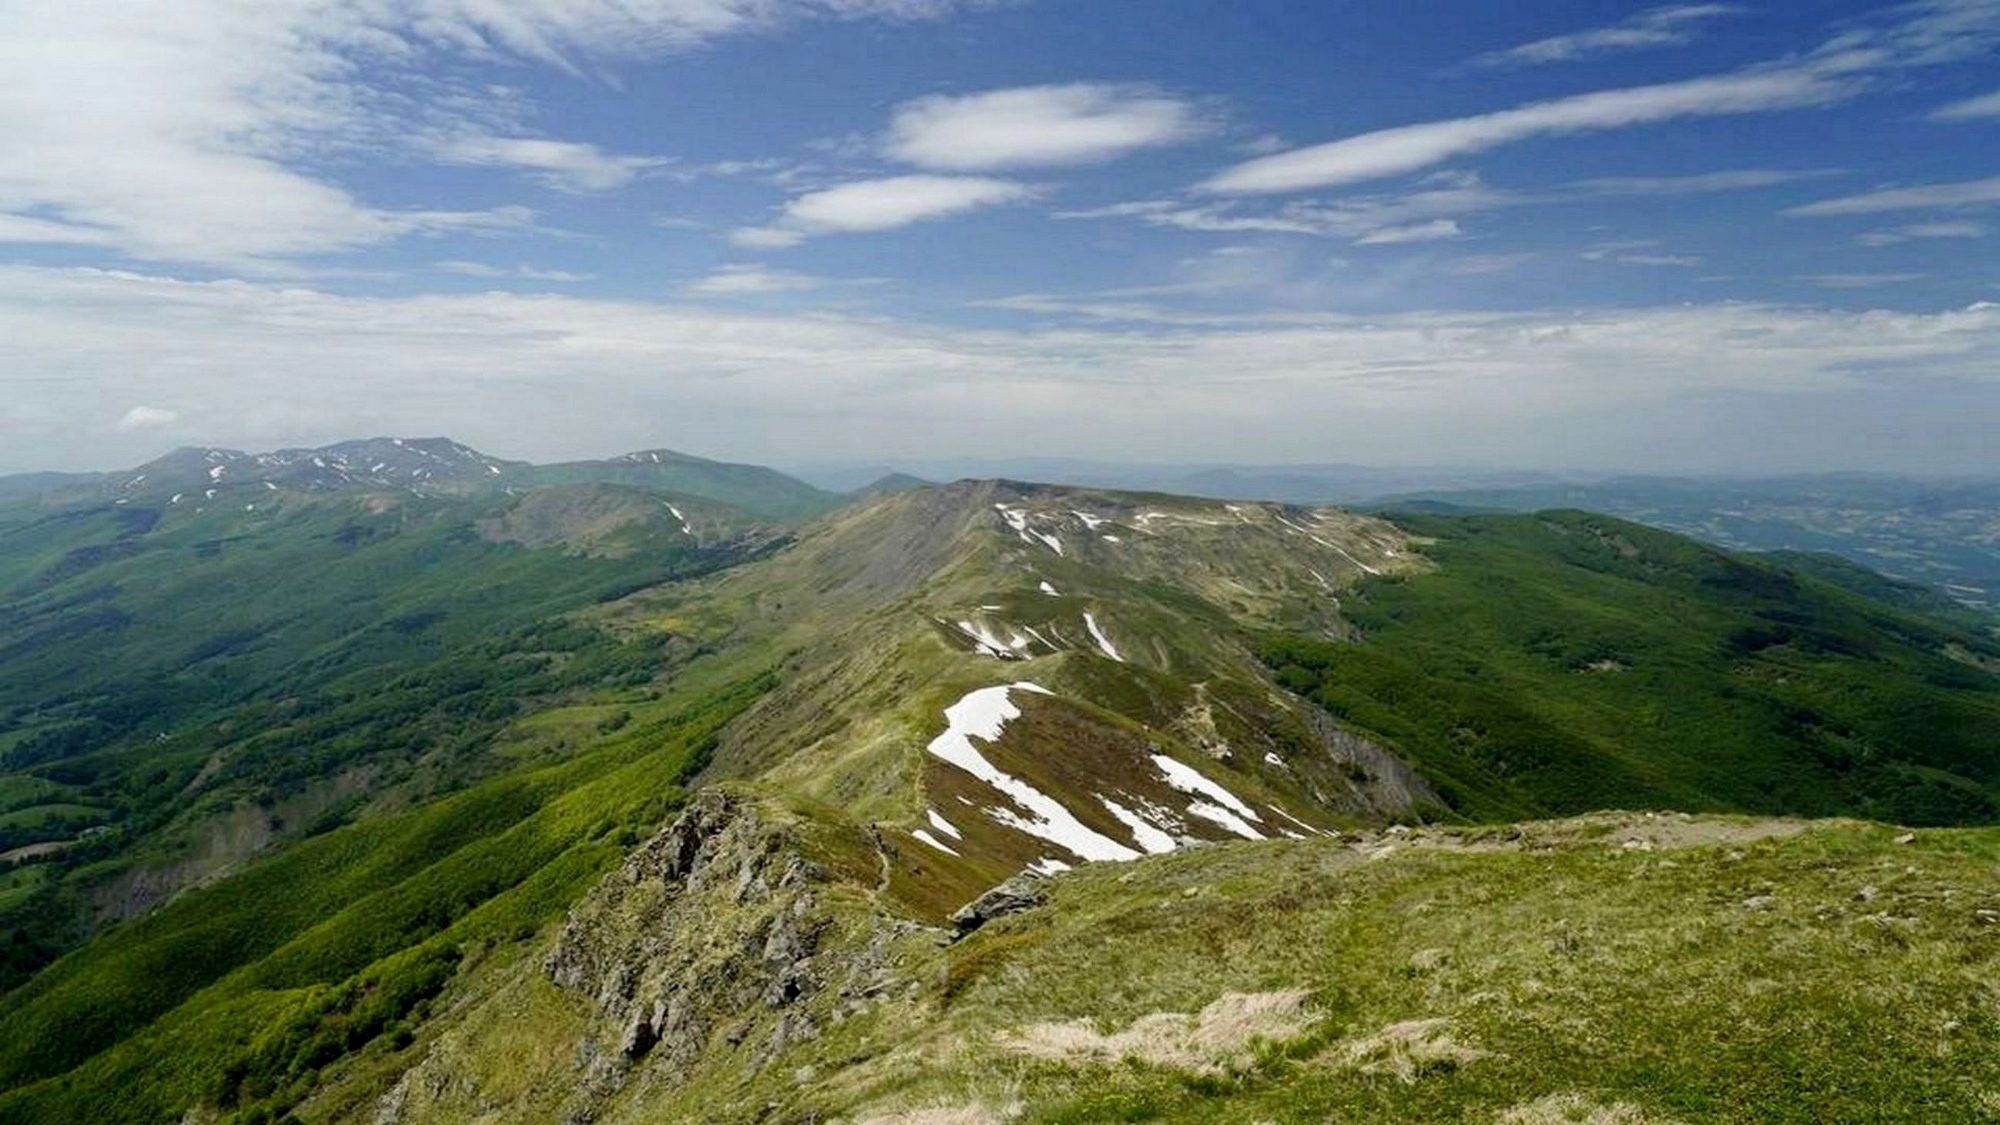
[1799,273,1926,288]
[884,84,1204,170]
[1856,221,1987,246]
[0,0,982,269]
[1568,169,1842,195]
[729,226,810,249]
[1206,2,2000,196]
[1935,88,2000,118]
[1474,4,1739,67]
[1355,219,1462,245]
[433,136,670,192]
[1064,168,1830,243]
[1442,254,1538,276]
[436,260,594,281]
[1203,69,1851,195]
[738,175,1030,245]
[684,264,824,295]
[8,264,2000,475]
[113,405,180,431]
[1788,177,2000,216]
[1617,253,1703,267]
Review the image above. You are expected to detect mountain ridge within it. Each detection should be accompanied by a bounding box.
[0,438,843,522]
[2,454,1999,1123]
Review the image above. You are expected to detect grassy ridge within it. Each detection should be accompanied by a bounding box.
[0,672,768,1124]
[360,813,2000,1124]
[1261,510,2000,824]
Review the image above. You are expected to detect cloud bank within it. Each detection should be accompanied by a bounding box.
[5,266,1997,475]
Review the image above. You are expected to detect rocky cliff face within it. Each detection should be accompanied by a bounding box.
[372,790,927,1125]
[543,790,833,1080]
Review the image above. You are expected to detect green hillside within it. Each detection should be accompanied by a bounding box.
[0,483,782,993]
[519,449,842,521]
[3,480,1999,1124]
[1261,510,2000,825]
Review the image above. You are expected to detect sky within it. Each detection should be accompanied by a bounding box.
[1,0,1998,475]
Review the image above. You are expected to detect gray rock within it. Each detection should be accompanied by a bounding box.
[948,872,1047,935]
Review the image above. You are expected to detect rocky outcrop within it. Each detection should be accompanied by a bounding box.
[947,873,1046,936]
[1302,707,1442,819]
[368,788,931,1125]
[542,790,834,1089]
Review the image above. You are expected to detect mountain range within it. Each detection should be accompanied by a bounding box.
[0,439,1997,1123]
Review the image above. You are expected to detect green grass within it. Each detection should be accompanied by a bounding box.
[0,486,772,990]
[0,671,769,1124]
[335,812,2000,1124]
[1260,510,2000,825]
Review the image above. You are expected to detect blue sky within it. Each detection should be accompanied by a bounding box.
[1,0,1996,474]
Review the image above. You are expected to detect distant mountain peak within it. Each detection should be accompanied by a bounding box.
[120,437,522,498]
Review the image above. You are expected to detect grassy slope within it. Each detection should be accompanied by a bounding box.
[520,452,841,521]
[850,817,2000,1124]
[0,487,772,993]
[321,811,2000,1125]
[0,673,769,1124]
[1260,510,2000,825]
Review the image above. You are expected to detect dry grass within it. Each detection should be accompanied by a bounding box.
[853,1103,1018,1125]
[1332,1017,1488,1083]
[1494,1092,1682,1123]
[998,989,1315,1072]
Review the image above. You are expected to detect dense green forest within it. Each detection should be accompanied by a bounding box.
[1262,510,2000,825]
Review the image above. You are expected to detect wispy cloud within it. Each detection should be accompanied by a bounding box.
[1788,176,2000,216]
[683,263,825,295]
[113,405,180,432]
[885,84,1206,170]
[432,136,670,192]
[436,260,594,282]
[0,0,986,269]
[1473,4,1739,68]
[1203,69,1851,195]
[1355,219,1462,245]
[1856,221,1987,246]
[1933,88,2000,118]
[1066,168,1833,243]
[1205,1,2000,196]
[1799,272,1926,288]
[733,175,1030,246]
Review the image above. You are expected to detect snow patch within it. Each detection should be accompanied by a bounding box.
[666,504,693,535]
[1268,805,1329,838]
[1185,799,1266,841]
[995,504,1064,555]
[913,829,961,857]
[927,809,963,840]
[925,684,1140,863]
[1028,857,1073,876]
[1039,581,1061,597]
[207,465,226,481]
[956,619,1034,659]
[1083,612,1124,662]
[1100,797,1179,855]
[1152,754,1262,823]
[169,494,182,505]
[1071,510,1107,530]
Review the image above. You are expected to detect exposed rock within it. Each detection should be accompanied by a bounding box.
[541,790,836,1100]
[948,873,1047,935]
